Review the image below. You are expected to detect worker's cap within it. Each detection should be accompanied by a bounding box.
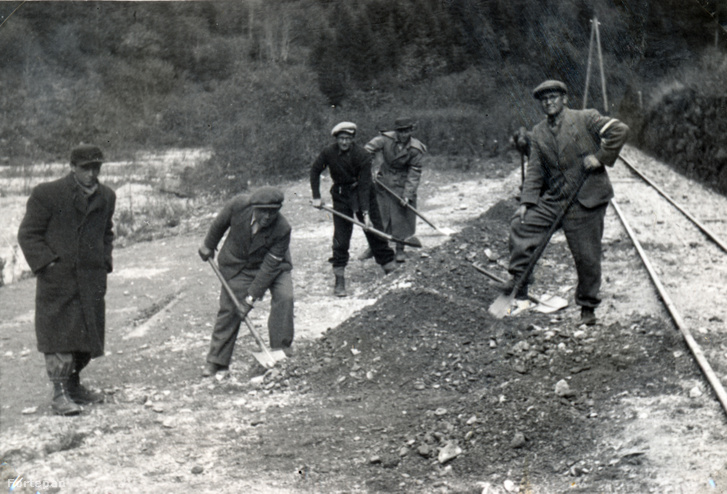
[250,186,284,210]
[331,122,357,137]
[71,145,104,167]
[394,117,415,131]
[532,80,568,100]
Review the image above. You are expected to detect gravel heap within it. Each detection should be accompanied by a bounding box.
[265,198,691,490]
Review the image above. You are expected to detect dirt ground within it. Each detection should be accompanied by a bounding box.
[1,147,727,494]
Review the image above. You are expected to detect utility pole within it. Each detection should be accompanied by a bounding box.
[582,21,595,110]
[594,18,608,112]
[583,17,608,114]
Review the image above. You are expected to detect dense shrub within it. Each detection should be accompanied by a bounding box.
[0,0,722,195]
[183,64,328,195]
[637,49,727,194]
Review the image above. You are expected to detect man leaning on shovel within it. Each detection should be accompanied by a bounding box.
[311,122,398,297]
[198,186,294,377]
[503,80,629,325]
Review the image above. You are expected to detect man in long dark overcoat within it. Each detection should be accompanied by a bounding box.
[365,117,427,263]
[18,144,116,416]
[198,186,294,377]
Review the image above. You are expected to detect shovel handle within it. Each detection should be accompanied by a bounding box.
[207,260,268,352]
[315,204,420,247]
[509,170,589,297]
[472,262,546,306]
[374,177,443,233]
[243,316,278,364]
[520,153,526,184]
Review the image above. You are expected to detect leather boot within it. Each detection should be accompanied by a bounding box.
[501,274,534,298]
[358,248,374,261]
[333,267,347,297]
[52,381,83,416]
[581,307,597,326]
[68,373,105,404]
[202,362,229,377]
[382,261,397,274]
[395,244,406,263]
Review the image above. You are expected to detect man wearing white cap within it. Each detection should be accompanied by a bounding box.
[311,122,397,297]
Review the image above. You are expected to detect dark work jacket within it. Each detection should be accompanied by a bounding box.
[522,108,629,209]
[203,194,293,300]
[310,142,373,212]
[18,173,116,357]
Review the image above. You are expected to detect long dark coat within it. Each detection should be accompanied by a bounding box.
[365,132,427,239]
[18,173,115,358]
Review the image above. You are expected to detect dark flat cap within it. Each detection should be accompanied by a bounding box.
[71,145,104,166]
[394,117,415,130]
[532,80,568,99]
[250,186,284,209]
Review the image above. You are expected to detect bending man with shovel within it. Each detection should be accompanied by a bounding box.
[198,186,294,376]
[501,80,629,325]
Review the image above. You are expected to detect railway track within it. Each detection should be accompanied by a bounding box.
[608,146,727,413]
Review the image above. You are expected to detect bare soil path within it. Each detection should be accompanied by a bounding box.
[1,148,726,494]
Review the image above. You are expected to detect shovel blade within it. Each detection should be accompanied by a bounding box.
[533,294,568,314]
[436,227,455,236]
[404,236,423,248]
[488,293,514,319]
[252,349,287,369]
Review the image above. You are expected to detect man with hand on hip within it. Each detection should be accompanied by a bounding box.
[506,80,629,325]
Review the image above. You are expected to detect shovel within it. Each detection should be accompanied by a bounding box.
[520,153,527,185]
[316,204,422,248]
[207,260,287,369]
[374,178,454,236]
[472,262,568,314]
[489,170,589,318]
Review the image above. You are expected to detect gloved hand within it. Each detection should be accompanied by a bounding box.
[583,154,602,171]
[312,198,323,209]
[237,296,254,319]
[515,205,528,223]
[513,127,530,156]
[400,197,409,208]
[363,212,373,229]
[40,260,58,274]
[198,246,214,261]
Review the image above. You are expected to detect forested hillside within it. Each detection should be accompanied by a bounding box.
[0,0,724,193]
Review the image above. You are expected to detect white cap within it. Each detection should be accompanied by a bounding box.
[331,122,357,137]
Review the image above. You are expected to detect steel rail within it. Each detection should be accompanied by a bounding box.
[611,198,727,416]
[618,155,727,254]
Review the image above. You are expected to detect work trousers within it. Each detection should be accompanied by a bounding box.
[207,269,294,367]
[509,200,607,308]
[45,352,91,383]
[375,182,417,241]
[330,187,394,268]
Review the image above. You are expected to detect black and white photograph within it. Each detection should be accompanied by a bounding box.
[1,1,726,492]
